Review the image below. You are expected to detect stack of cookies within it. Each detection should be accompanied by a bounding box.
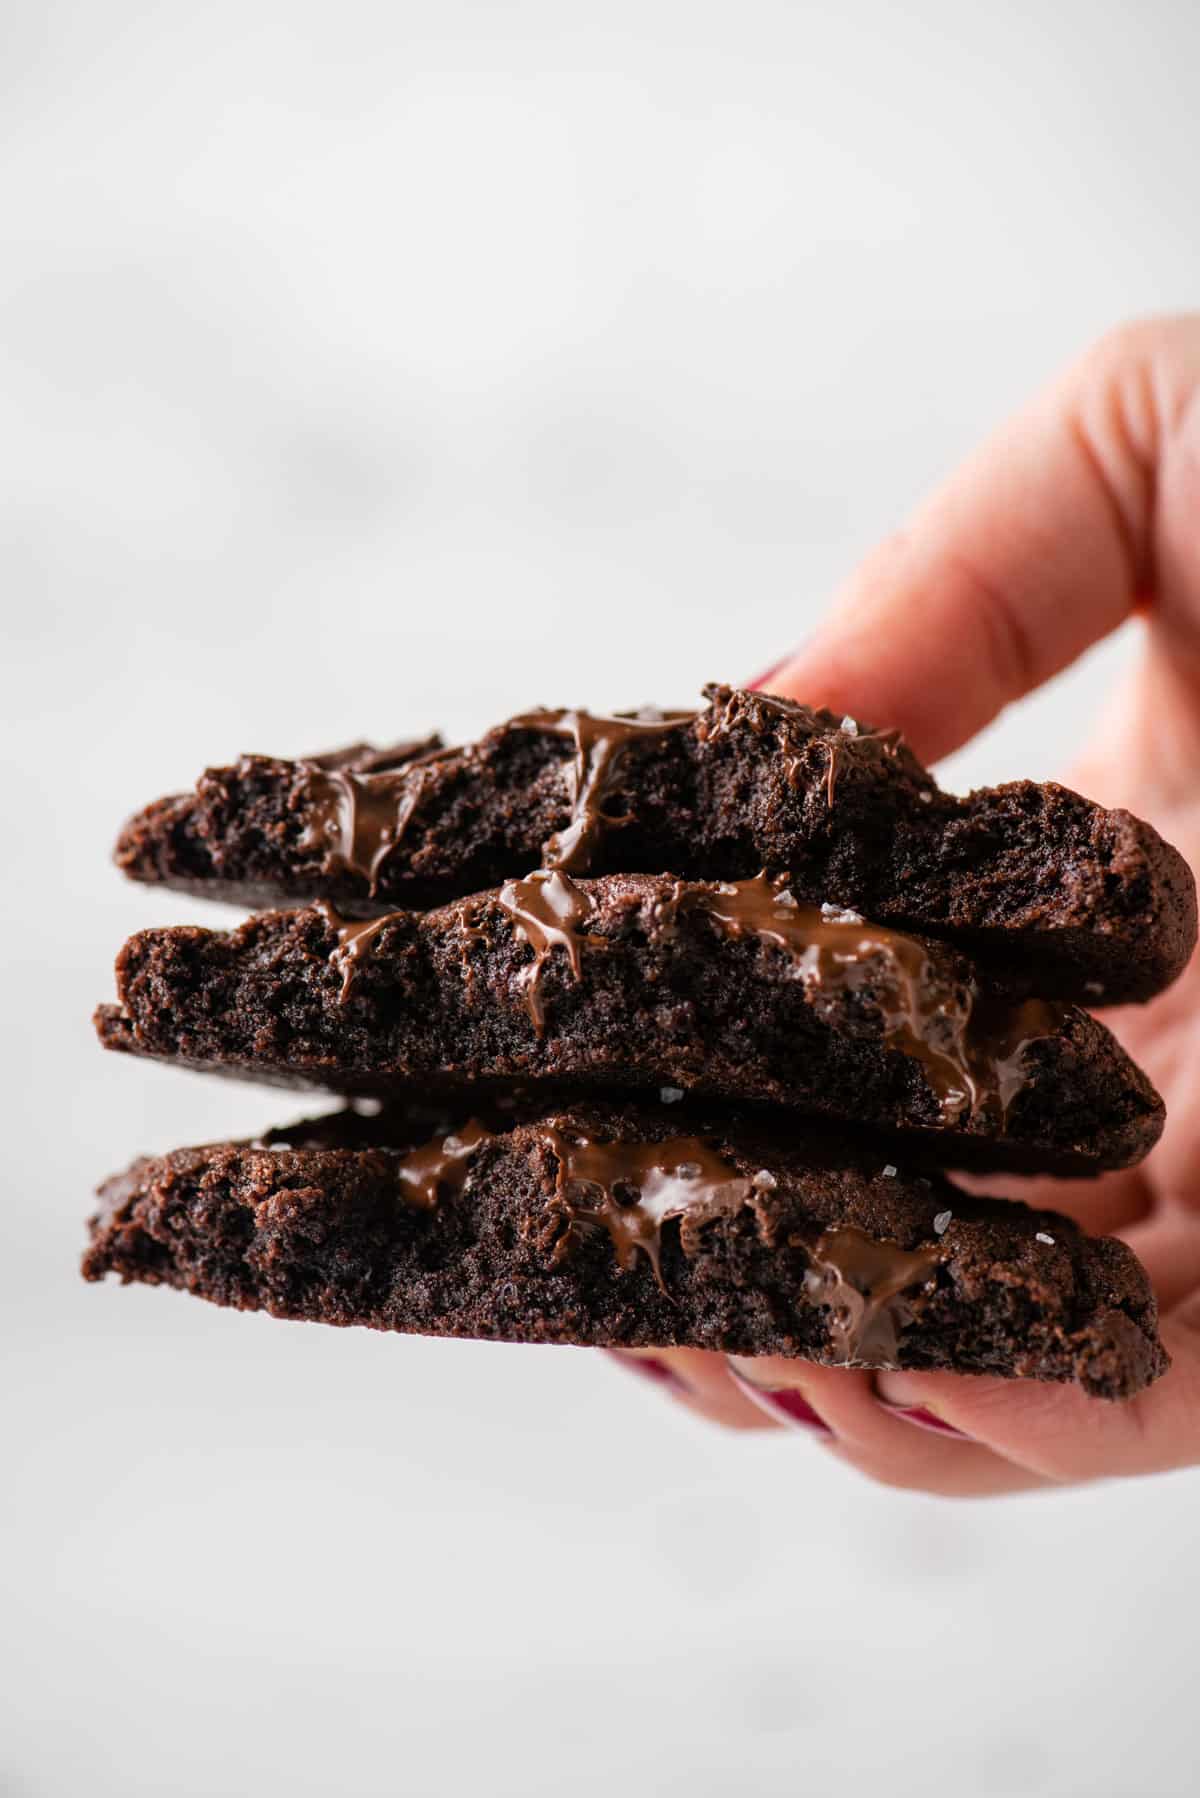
[86,685,1196,1399]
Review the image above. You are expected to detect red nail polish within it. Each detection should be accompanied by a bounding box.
[881,1404,971,1439]
[604,1350,690,1395]
[726,1368,832,1434]
[747,658,787,693]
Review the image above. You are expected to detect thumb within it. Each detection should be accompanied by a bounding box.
[760,316,1200,763]
[874,1292,1200,1483]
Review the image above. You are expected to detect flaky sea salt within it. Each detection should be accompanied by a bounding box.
[752,1169,777,1192]
[882,1164,897,1178]
[840,715,858,735]
[1036,1231,1056,1246]
[1084,981,1105,998]
[820,901,864,925]
[660,1086,685,1104]
[933,1209,952,1235]
[918,790,933,804]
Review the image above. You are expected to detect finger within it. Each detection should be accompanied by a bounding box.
[945,1165,1152,1240]
[1122,1202,1200,1313]
[726,1356,1049,1496]
[602,1348,771,1430]
[875,1292,1200,1482]
[758,316,1200,761]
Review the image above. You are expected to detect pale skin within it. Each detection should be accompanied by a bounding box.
[610,316,1200,1495]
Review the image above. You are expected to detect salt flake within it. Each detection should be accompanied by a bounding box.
[933,1209,952,1236]
[820,901,864,925]
[660,1086,685,1104]
[1036,1231,1056,1246]
[840,715,859,735]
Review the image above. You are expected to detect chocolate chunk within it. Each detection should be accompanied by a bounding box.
[111,684,1196,1004]
[82,1096,1168,1399]
[94,876,1164,1174]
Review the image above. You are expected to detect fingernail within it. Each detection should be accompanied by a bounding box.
[746,657,787,692]
[878,1402,972,1440]
[603,1350,691,1396]
[726,1365,833,1434]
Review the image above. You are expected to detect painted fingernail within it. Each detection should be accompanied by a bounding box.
[878,1403,971,1440]
[604,1350,691,1395]
[746,658,787,692]
[726,1366,832,1434]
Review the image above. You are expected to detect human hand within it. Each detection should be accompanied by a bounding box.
[611,316,1200,1493]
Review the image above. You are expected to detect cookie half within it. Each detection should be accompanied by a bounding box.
[95,875,1164,1174]
[112,684,1196,1004]
[83,1097,1167,1399]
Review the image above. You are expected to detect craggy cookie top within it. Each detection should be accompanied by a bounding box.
[114,684,1197,1003]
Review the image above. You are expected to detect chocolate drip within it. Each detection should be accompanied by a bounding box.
[315,902,395,999]
[709,689,906,808]
[316,898,485,1001]
[303,734,443,775]
[804,1225,943,1367]
[315,874,1063,1121]
[394,1119,494,1210]
[541,1126,751,1292]
[821,723,904,808]
[669,874,1064,1123]
[705,687,835,739]
[298,742,459,892]
[497,870,601,1033]
[508,707,693,872]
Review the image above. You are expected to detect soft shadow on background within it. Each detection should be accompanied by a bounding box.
[4,5,1198,1794]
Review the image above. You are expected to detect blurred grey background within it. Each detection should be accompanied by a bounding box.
[4,4,1198,1794]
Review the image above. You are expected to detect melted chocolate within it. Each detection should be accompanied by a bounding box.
[666,874,1064,1122]
[298,743,459,892]
[316,874,1062,1122]
[705,688,833,739]
[315,902,396,999]
[303,734,442,775]
[297,705,693,890]
[823,721,905,808]
[708,689,906,807]
[541,1126,751,1292]
[804,1225,943,1367]
[497,870,601,1033]
[394,1119,495,1209]
[508,707,693,872]
[317,896,486,1002]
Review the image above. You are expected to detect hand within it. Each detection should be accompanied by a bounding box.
[610,316,1200,1494]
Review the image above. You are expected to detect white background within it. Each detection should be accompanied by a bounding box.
[4,4,1199,1794]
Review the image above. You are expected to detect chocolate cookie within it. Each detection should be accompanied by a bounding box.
[112,684,1195,1004]
[82,1097,1167,1399]
[94,875,1164,1174]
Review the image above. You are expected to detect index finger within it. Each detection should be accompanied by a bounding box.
[760,316,1200,762]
